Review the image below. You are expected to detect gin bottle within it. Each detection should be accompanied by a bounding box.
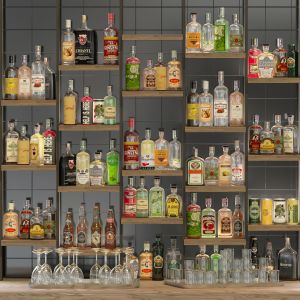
[154,52,167,90]
[139,241,153,280]
[89,150,106,186]
[59,142,76,186]
[260,121,275,154]
[195,246,210,271]
[201,12,214,53]
[167,50,182,90]
[43,118,56,165]
[143,59,156,90]
[258,44,275,78]
[214,7,229,52]
[273,38,288,77]
[248,37,262,78]
[126,45,140,91]
[165,184,182,218]
[149,177,165,217]
[229,80,244,126]
[229,14,244,52]
[18,55,32,100]
[154,128,169,169]
[186,80,199,127]
[231,140,245,185]
[77,203,88,248]
[186,193,201,238]
[5,119,19,164]
[248,114,263,154]
[43,57,55,100]
[271,114,284,154]
[218,197,233,238]
[218,145,232,186]
[140,128,155,169]
[214,71,229,127]
[31,45,45,100]
[136,177,149,218]
[123,176,137,218]
[81,86,93,125]
[64,79,78,125]
[103,85,117,125]
[62,19,75,65]
[76,139,90,185]
[283,114,298,154]
[278,237,297,280]
[232,195,244,238]
[106,139,120,185]
[17,126,30,165]
[199,80,213,127]
[186,147,205,186]
[152,234,164,281]
[185,12,201,53]
[201,197,216,238]
[124,117,139,170]
[169,129,181,169]
[4,55,18,100]
[30,124,44,166]
[204,146,219,185]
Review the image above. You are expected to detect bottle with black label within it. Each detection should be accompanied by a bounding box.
[152,234,164,281]
[278,237,297,280]
[59,142,76,186]
[81,87,93,125]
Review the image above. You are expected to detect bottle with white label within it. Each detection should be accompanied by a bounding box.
[231,140,245,185]
[31,45,45,100]
[136,177,149,218]
[229,80,244,126]
[104,85,117,125]
[199,80,213,127]
[140,128,155,169]
[284,114,298,154]
[214,71,228,127]
[76,139,90,185]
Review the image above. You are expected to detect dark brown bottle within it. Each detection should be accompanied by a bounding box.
[63,211,74,248]
[105,208,116,249]
[59,142,76,186]
[250,236,259,269]
[152,234,164,281]
[91,203,102,248]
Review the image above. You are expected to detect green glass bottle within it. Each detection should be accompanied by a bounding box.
[186,193,201,238]
[106,139,120,185]
[214,7,229,52]
[287,44,298,77]
[125,45,140,91]
[210,245,222,276]
[152,234,164,281]
[103,85,117,125]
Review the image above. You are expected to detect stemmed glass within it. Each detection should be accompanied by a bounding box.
[31,248,43,285]
[122,248,134,286]
[90,248,101,283]
[64,249,73,283]
[99,248,111,285]
[40,248,53,284]
[110,248,123,285]
[70,250,84,283]
[53,248,65,285]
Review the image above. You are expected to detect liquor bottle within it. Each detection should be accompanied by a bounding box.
[273,198,287,224]
[278,237,297,280]
[140,128,155,170]
[248,114,263,154]
[143,59,156,90]
[63,211,74,248]
[105,208,117,249]
[257,44,275,78]
[76,139,90,185]
[167,50,182,90]
[229,14,244,52]
[260,121,275,154]
[43,197,56,239]
[287,198,299,225]
[103,85,117,125]
[19,197,33,239]
[214,71,229,127]
[186,80,199,127]
[217,197,233,238]
[30,123,44,166]
[154,128,169,169]
[126,45,140,91]
[4,55,18,100]
[106,138,120,185]
[43,57,55,100]
[283,114,298,154]
[186,147,205,186]
[287,44,298,77]
[214,7,229,52]
[103,12,119,65]
[59,142,76,186]
[165,236,182,279]
[31,45,45,100]
[186,193,201,238]
[271,114,284,154]
[81,86,93,125]
[124,117,139,170]
[136,177,149,218]
[149,177,165,217]
[249,198,260,224]
[265,241,275,272]
[199,80,213,127]
[195,246,210,271]
[77,203,88,248]
[89,150,106,186]
[231,140,245,185]
[201,197,216,238]
[185,12,201,53]
[248,37,262,78]
[210,246,222,275]
[3,200,19,239]
[165,185,182,218]
[123,176,137,218]
[250,236,259,269]
[139,241,153,280]
[74,15,97,64]
[201,12,214,53]
[218,145,232,186]
[91,203,102,248]
[232,195,244,238]
[152,234,164,281]
[229,80,244,126]
[18,55,32,99]
[93,98,104,124]
[273,38,288,77]
[43,118,56,165]
[64,79,78,125]
[62,19,75,65]
[169,129,181,169]
[30,207,44,240]
[154,52,167,91]
[127,244,139,279]
[204,146,219,185]
[5,119,19,164]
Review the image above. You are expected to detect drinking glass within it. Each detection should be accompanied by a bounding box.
[53,248,65,285]
[70,250,84,283]
[218,271,228,284]
[233,259,242,271]
[31,248,43,285]
[90,248,101,283]
[184,259,195,270]
[242,249,252,271]
[242,271,252,283]
[41,248,53,285]
[269,270,279,283]
[232,271,241,284]
[122,248,134,285]
[174,269,183,283]
[204,271,216,285]
[193,270,204,284]
[258,269,268,283]
[184,270,194,285]
[259,257,267,271]
[110,248,123,285]
[99,248,111,285]
[64,249,73,283]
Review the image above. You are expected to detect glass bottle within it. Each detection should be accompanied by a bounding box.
[195,246,210,271]
[214,7,229,52]
[218,145,232,186]
[186,193,201,238]
[152,234,164,281]
[76,139,90,185]
[199,80,213,127]
[250,236,259,269]
[169,129,181,169]
[248,114,263,154]
[20,197,33,239]
[43,57,55,100]
[81,86,93,125]
[248,37,262,78]
[18,55,32,100]
[63,211,74,248]
[201,12,214,53]
[271,114,284,154]
[91,203,102,248]
[5,119,19,164]
[218,197,233,238]
[124,117,139,170]
[104,85,117,125]
[278,237,297,280]
[3,200,19,239]
[59,142,76,186]
[229,80,244,126]
[201,197,216,238]
[214,71,229,127]
[17,125,30,165]
[126,45,140,91]
[64,79,78,125]
[123,176,137,218]
[154,52,167,91]
[186,147,205,186]
[260,121,275,154]
[30,207,44,240]
[231,140,245,186]
[31,45,45,100]
[89,150,106,186]
[77,203,88,248]
[287,44,298,77]
[232,195,244,238]
[265,241,275,272]
[43,118,56,165]
[210,246,222,276]
[283,114,298,154]
[139,241,153,280]
[185,12,201,53]
[136,177,149,218]
[204,146,219,185]
[140,128,155,170]
[143,59,156,90]
[258,44,275,78]
[165,236,182,279]
[62,19,75,65]
[186,80,199,127]
[229,14,244,52]
[30,123,44,166]
[154,128,169,169]
[105,208,117,249]
[106,138,120,185]
[166,184,182,218]
[43,197,56,239]
[149,177,165,217]
[273,38,288,77]
[167,50,182,90]
[4,55,18,100]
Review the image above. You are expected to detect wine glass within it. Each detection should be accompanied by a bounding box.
[64,249,73,283]
[90,248,101,283]
[70,250,84,283]
[31,248,43,285]
[99,248,111,285]
[110,248,123,285]
[122,247,134,286]
[40,248,53,285]
[53,248,65,285]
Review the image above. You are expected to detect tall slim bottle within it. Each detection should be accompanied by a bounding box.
[152,234,164,281]
[106,139,120,185]
[76,139,90,185]
[126,45,140,91]
[149,177,165,217]
[43,118,56,165]
[43,57,56,100]
[18,55,32,99]
[169,129,181,169]
[124,117,139,170]
[123,176,137,218]
[214,7,229,52]
[201,12,214,53]
[186,80,199,127]
[154,52,167,91]
[185,13,201,53]
[30,124,44,166]
[62,19,75,65]
[140,128,155,170]
[4,55,18,100]
[17,126,30,165]
[104,85,117,125]
[77,203,88,248]
[91,203,102,248]
[81,86,93,125]
[64,79,78,125]
[5,120,19,164]
[31,45,45,100]
[167,50,182,90]
[218,145,231,186]
[199,80,213,127]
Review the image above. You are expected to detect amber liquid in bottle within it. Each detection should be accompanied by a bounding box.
[91,203,102,248]
[105,208,116,249]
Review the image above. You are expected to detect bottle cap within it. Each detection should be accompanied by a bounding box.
[9,55,15,64]
[109,138,116,150]
[191,192,197,203]
[171,50,177,59]
[128,117,135,129]
[234,80,239,91]
[205,12,211,22]
[235,195,241,206]
[203,80,209,90]
[107,85,112,95]
[209,146,215,153]
[68,79,74,90]
[222,197,229,208]
[66,19,72,28]
[158,52,163,61]
[274,114,281,124]
[80,139,87,149]
[251,37,258,48]
[234,140,240,149]
[8,201,15,210]
[219,7,225,17]
[147,59,153,67]
[84,86,90,96]
[82,15,87,23]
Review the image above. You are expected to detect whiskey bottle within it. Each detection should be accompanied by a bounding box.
[3,200,19,239]
[106,139,120,185]
[169,129,181,169]
[5,119,19,164]
[63,211,74,248]
[125,45,140,91]
[43,197,56,239]
[17,125,30,165]
[149,177,165,217]
[123,176,137,218]
[62,19,75,65]
[30,123,44,166]
[195,246,210,271]
[186,193,201,238]
[186,147,205,186]
[104,12,119,65]
[31,45,45,100]
[43,57,56,100]
[201,197,216,238]
[186,80,199,127]
[143,59,156,90]
[167,50,182,90]
[105,208,117,249]
[136,177,149,218]
[278,237,297,280]
[59,142,76,186]
[4,55,18,100]
[154,52,167,91]
[64,80,78,125]
[218,145,232,185]
[229,80,244,126]
[271,114,284,154]
[217,197,233,238]
[76,139,90,185]
[77,203,88,248]
[81,86,93,125]
[152,234,164,281]
[233,195,244,238]
[30,207,44,240]
[165,184,182,218]
[20,197,33,239]
[260,121,275,154]
[258,44,275,78]
[154,128,169,169]
[124,117,139,170]
[43,118,56,165]
[139,241,153,280]
[89,150,106,186]
[140,128,155,170]
[248,114,263,154]
[273,38,288,77]
[103,85,117,125]
[283,114,298,154]
[185,13,201,53]
[91,203,102,248]
[18,55,32,100]
[199,80,213,127]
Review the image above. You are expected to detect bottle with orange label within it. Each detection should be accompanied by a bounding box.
[124,117,139,170]
[154,129,169,169]
[186,13,201,53]
[186,81,199,127]
[167,50,182,90]
[186,147,205,186]
[139,241,153,280]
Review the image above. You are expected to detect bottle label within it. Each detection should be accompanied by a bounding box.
[30,224,44,238]
[77,231,86,244]
[168,66,181,89]
[44,220,55,238]
[249,129,261,154]
[20,217,30,236]
[63,158,76,185]
[124,142,139,167]
[76,168,90,185]
[230,104,243,121]
[187,160,204,185]
[283,129,294,153]
[186,32,201,49]
[154,149,168,167]
[154,66,167,90]
[275,52,288,75]
[166,197,180,217]
[105,230,116,248]
[140,257,153,278]
[31,75,45,95]
[199,103,212,123]
[6,137,19,163]
[81,101,92,124]
[233,220,243,234]
[64,96,76,124]
[91,231,101,247]
[287,57,296,69]
[103,37,119,63]
[219,164,231,183]
[136,193,148,217]
[75,30,96,64]
[214,25,226,51]
[230,34,243,48]
[140,143,155,168]
[274,132,283,154]
[62,41,75,63]
[18,78,31,96]
[202,215,216,235]
[260,138,275,152]
[63,231,73,246]
[107,153,119,185]
[186,210,201,237]
[145,74,156,89]
[126,63,140,90]
[248,55,259,76]
[187,103,199,121]
[149,191,164,217]
[258,56,274,78]
[205,166,218,181]
[93,100,105,124]
[153,255,163,269]
[90,165,105,186]
[221,216,232,234]
[5,78,18,96]
[231,164,244,181]
[214,100,228,119]
[3,215,18,238]
[30,143,39,163]
[274,201,286,223]
[123,188,136,217]
[104,106,116,120]
[44,136,55,165]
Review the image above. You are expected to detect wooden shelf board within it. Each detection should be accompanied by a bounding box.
[185,126,246,133]
[58,124,120,132]
[122,34,183,41]
[59,65,119,72]
[122,90,184,98]
[186,52,246,59]
[61,247,115,257]
[58,185,120,193]
[184,238,246,246]
[1,165,56,171]
[248,78,300,84]
[121,217,183,225]
[122,169,183,177]
[1,100,56,107]
[1,239,56,247]
[248,155,300,161]
[248,224,300,232]
[185,185,246,193]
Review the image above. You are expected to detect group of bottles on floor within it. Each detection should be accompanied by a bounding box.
[186,74,244,127]
[4,46,55,100]
[123,177,182,218]
[248,114,298,155]
[4,119,56,166]
[186,8,244,53]
[186,141,245,186]
[248,38,298,78]
[3,197,56,240]
[59,139,120,186]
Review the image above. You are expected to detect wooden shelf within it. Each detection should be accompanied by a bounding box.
[121,217,183,225]
[59,124,120,132]
[248,224,300,232]
[248,155,300,161]
[1,100,56,107]
[186,52,246,59]
[1,165,56,171]
[122,169,183,177]
[185,185,246,193]
[1,239,56,247]
[61,247,115,257]
[185,126,246,133]
[122,90,184,98]
[122,34,183,41]
[248,77,300,84]
[184,238,246,246]
[58,185,120,193]
[59,65,119,72]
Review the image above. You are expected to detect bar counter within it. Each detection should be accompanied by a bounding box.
[0,280,300,300]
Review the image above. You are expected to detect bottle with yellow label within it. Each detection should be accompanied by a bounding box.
[30,206,45,240]
[62,19,75,65]
[199,80,213,126]
[154,52,167,90]
[260,121,275,154]
[167,50,182,90]
[166,185,182,218]
[154,129,169,169]
[30,124,44,166]
[139,241,153,280]
[4,55,18,100]
[186,81,199,127]
[17,126,30,165]
[64,80,78,125]
[261,198,273,225]
[186,13,201,53]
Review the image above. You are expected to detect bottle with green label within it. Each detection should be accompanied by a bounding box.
[106,139,120,185]
[125,45,140,91]
[214,7,229,52]
[152,234,164,281]
[186,193,201,238]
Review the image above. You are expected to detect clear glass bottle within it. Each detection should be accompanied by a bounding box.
[195,246,210,271]
[154,52,167,91]
[62,19,75,65]
[201,197,216,238]
[143,59,156,90]
[258,44,275,78]
[5,119,19,164]
[165,185,182,218]
[273,38,288,77]
[218,197,233,238]
[149,177,165,217]
[20,197,33,239]
[76,139,90,185]
[232,195,244,238]
[201,12,214,53]
[43,197,56,239]
[77,203,88,248]
[229,14,244,52]
[186,147,205,186]
[91,203,102,248]
[104,85,117,125]
[18,55,32,100]
[186,13,201,53]
[124,117,139,170]
[214,7,229,52]
[165,236,182,279]
[186,193,201,238]
[186,80,199,127]
[30,207,44,240]
[169,129,181,169]
[210,246,222,276]
[31,45,45,100]
[271,114,284,154]
[284,114,298,154]
[231,140,245,185]
[89,150,106,186]
[17,126,30,165]
[140,128,155,170]
[81,86,93,125]
[218,145,232,186]
[123,176,137,218]
[154,128,169,169]
[278,237,297,280]
[167,50,182,90]
[229,80,244,126]
[260,121,275,154]
[106,138,120,185]
[204,146,219,185]
[126,45,140,91]
[248,37,262,78]
[248,114,263,154]
[64,79,78,125]
[43,57,55,100]
[214,71,229,126]
[265,241,275,272]
[199,80,214,127]
[136,177,149,218]
[4,55,18,100]
[30,123,44,166]
[139,241,153,280]
[3,200,19,239]
[59,142,76,186]
[43,118,56,165]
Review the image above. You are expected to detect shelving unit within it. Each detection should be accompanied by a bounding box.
[122,34,183,41]
[248,155,300,162]
[185,52,246,59]
[0,239,56,247]
[248,78,300,84]
[184,238,247,246]
[0,165,56,171]
[58,65,119,72]
[58,186,120,193]
[185,186,246,193]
